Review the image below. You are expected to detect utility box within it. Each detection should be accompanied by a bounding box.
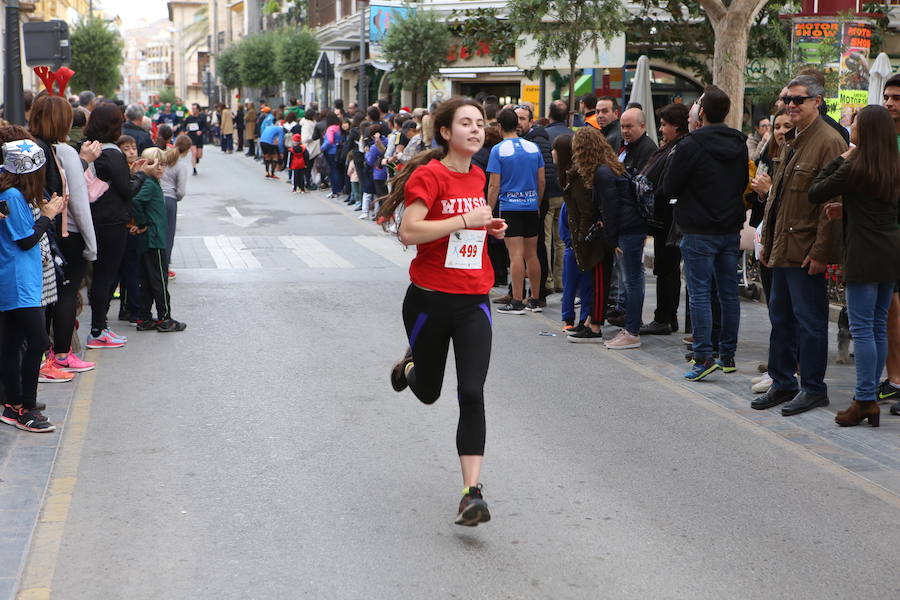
[23,20,71,67]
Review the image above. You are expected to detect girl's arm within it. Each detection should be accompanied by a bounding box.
[808,155,850,205]
[399,201,493,246]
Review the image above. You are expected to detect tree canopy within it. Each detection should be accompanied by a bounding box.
[69,17,124,97]
[508,0,628,118]
[237,32,280,89]
[274,28,320,86]
[217,45,242,91]
[381,9,452,107]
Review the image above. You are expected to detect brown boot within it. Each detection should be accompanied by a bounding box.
[835,399,880,427]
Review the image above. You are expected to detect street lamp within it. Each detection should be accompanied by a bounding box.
[4,0,25,124]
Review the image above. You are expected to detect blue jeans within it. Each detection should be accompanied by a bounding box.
[325,152,343,195]
[767,267,829,394]
[680,233,740,361]
[561,246,594,323]
[618,233,646,336]
[845,281,894,402]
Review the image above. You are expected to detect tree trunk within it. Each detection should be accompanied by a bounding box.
[711,16,751,130]
[568,60,577,127]
[699,0,767,130]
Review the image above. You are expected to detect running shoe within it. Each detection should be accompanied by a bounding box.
[136,319,161,331]
[496,300,525,315]
[156,319,187,332]
[105,328,127,343]
[891,402,900,416]
[525,298,543,313]
[53,352,95,373]
[565,322,587,336]
[567,328,604,343]
[454,484,491,527]
[606,311,626,327]
[1,404,46,426]
[38,360,75,384]
[605,331,641,350]
[562,320,575,332]
[717,356,737,373]
[492,294,512,305]
[685,359,719,381]
[390,347,414,392]
[752,373,773,394]
[7,407,55,433]
[86,331,125,349]
[878,380,900,401]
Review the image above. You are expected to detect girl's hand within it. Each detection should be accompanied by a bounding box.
[487,217,507,239]
[41,193,66,218]
[131,158,147,173]
[79,141,102,164]
[463,204,493,228]
[824,202,843,221]
[751,173,772,197]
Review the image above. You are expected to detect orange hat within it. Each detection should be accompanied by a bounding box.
[261,106,271,113]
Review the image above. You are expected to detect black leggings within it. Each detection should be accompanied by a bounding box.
[89,224,128,334]
[0,307,49,409]
[50,232,88,352]
[402,285,492,456]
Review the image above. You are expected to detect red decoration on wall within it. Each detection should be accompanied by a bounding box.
[33,66,75,97]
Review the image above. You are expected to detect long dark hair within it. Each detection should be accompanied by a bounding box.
[83,101,123,143]
[848,105,900,204]
[552,134,573,188]
[377,97,484,227]
[767,109,789,161]
[0,125,46,207]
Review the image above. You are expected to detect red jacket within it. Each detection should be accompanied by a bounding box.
[289,145,307,169]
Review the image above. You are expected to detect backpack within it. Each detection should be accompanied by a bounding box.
[625,170,655,222]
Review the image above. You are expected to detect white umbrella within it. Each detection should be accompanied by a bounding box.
[627,55,657,145]
[868,52,893,105]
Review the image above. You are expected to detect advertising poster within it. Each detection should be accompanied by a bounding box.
[791,18,874,125]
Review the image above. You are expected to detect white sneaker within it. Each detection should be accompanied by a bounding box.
[752,372,769,384]
[752,373,773,394]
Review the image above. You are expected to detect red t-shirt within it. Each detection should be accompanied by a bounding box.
[404,159,494,295]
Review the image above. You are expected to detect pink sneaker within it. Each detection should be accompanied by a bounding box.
[605,331,641,350]
[54,352,96,373]
[86,331,126,349]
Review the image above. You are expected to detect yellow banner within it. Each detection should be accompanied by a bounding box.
[521,84,540,106]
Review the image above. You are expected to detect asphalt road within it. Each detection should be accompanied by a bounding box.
[19,149,900,599]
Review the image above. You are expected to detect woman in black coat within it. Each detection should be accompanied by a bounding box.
[83,102,150,347]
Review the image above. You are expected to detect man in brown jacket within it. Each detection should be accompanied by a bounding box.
[753,74,847,416]
[243,102,257,158]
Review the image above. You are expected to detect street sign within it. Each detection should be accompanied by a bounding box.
[23,20,70,67]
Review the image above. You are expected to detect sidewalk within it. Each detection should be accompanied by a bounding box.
[0,362,80,599]
[496,269,900,496]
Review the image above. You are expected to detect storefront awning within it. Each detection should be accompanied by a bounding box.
[573,74,593,98]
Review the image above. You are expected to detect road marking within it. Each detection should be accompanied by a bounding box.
[17,360,100,598]
[219,206,260,228]
[279,236,352,269]
[203,236,262,269]
[352,235,411,267]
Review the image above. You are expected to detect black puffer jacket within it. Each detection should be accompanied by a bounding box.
[595,164,647,247]
[524,125,559,200]
[661,124,748,235]
[91,147,146,227]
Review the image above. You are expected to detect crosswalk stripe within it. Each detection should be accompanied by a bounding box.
[203,236,262,269]
[351,235,411,267]
[279,235,353,268]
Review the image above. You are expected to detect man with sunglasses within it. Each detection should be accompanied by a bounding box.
[881,74,900,412]
[754,74,847,417]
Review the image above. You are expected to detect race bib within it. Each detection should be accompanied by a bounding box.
[445,229,485,270]
[152,113,160,121]
[176,110,184,117]
[188,123,200,132]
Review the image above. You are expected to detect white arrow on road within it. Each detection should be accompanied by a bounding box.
[219,206,260,228]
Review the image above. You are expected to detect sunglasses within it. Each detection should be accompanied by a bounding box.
[780,95,814,106]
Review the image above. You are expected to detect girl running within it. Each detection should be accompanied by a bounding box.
[377,97,507,527]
